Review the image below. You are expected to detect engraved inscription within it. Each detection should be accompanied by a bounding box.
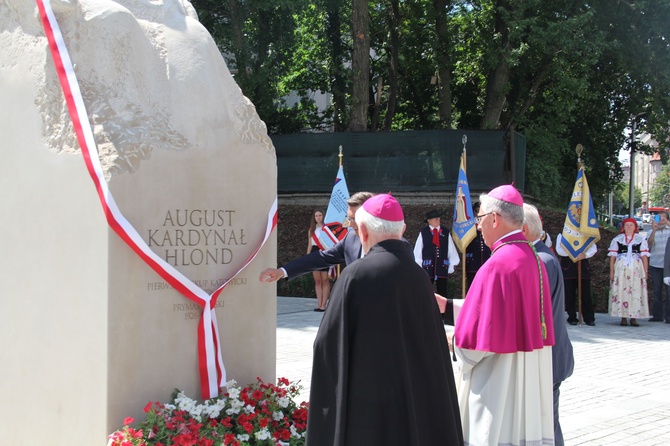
[147,277,247,294]
[173,300,225,321]
[147,210,247,267]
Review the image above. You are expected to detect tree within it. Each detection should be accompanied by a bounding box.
[191,0,314,133]
[349,0,371,131]
[431,0,453,128]
[649,165,670,207]
[190,0,670,207]
[613,182,643,215]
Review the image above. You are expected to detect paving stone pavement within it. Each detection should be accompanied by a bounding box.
[276,296,670,445]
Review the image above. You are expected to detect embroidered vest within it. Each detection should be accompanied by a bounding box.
[420,225,451,278]
[616,241,641,254]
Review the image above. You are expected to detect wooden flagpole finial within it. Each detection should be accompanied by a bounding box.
[338,145,343,167]
[462,134,468,169]
[576,143,583,169]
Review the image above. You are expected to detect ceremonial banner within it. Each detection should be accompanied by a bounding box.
[560,166,600,262]
[320,165,350,249]
[452,154,477,253]
[36,0,277,400]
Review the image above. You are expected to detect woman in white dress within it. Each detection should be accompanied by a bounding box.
[307,210,330,312]
[608,218,650,326]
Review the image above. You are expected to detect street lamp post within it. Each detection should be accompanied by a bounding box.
[628,112,647,217]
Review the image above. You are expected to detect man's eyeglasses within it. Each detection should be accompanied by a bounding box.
[343,216,355,228]
[475,212,493,224]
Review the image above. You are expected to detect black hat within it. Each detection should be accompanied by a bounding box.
[424,209,444,222]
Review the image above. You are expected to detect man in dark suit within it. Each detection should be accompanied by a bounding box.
[259,192,373,283]
[306,194,463,446]
[523,204,574,446]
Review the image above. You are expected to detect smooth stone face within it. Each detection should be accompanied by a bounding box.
[0,1,277,443]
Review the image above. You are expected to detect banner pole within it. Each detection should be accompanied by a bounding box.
[338,145,343,278]
[576,145,583,326]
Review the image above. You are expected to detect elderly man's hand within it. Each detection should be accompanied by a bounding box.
[434,293,448,314]
[447,333,454,352]
[259,268,284,283]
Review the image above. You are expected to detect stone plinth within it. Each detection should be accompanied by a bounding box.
[0,2,277,444]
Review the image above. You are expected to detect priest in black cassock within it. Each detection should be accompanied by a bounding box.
[305,194,463,446]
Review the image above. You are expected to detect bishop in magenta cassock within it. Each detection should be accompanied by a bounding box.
[444,185,556,446]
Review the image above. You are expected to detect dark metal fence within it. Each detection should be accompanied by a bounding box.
[271,130,526,194]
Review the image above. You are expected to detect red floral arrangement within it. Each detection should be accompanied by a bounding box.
[108,377,308,446]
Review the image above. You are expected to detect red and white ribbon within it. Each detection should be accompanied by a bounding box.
[36,0,277,399]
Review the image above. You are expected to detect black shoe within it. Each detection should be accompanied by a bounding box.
[649,317,663,322]
[567,320,578,326]
[585,321,595,326]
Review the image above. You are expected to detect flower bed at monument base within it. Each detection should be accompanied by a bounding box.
[108,378,308,446]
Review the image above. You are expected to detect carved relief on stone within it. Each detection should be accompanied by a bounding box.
[2,0,273,182]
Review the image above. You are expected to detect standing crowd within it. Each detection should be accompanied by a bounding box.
[260,188,669,446]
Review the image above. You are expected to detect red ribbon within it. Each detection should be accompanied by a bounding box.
[432,227,441,247]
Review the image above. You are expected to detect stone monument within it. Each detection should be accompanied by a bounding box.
[0,1,277,444]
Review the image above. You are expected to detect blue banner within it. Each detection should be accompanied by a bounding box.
[451,154,477,253]
[320,165,350,249]
[560,167,600,261]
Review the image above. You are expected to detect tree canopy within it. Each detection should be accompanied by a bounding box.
[190,0,670,208]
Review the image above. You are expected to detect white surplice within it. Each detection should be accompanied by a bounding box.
[455,346,555,446]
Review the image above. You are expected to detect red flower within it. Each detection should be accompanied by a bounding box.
[252,389,264,401]
[221,417,232,428]
[223,433,238,445]
[242,421,254,434]
[123,417,134,425]
[278,377,290,386]
[172,432,197,446]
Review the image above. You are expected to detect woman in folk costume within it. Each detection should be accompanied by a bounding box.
[451,185,555,446]
[307,210,330,312]
[608,217,650,326]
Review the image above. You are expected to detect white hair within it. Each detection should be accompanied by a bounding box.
[355,206,405,236]
[522,203,543,240]
[480,194,525,228]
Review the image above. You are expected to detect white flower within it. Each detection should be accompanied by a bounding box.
[254,428,272,441]
[244,404,256,414]
[203,399,226,419]
[237,434,250,442]
[276,396,290,408]
[290,424,305,438]
[272,410,284,421]
[225,397,243,415]
[228,387,241,399]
